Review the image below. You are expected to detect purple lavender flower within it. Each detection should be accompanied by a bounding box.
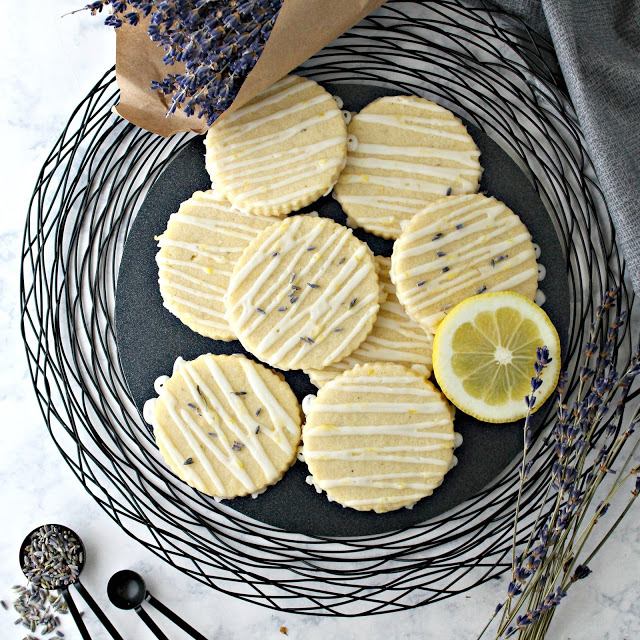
[571,564,592,581]
[87,0,284,125]
[482,293,640,640]
[595,501,610,518]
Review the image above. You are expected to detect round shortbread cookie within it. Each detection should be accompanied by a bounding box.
[302,363,457,513]
[305,256,433,388]
[205,75,348,216]
[392,194,538,335]
[156,190,282,341]
[333,95,482,239]
[225,215,381,371]
[143,354,302,499]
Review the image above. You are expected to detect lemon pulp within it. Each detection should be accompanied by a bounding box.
[451,308,543,405]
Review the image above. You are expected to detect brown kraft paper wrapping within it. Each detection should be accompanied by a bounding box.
[114,0,387,137]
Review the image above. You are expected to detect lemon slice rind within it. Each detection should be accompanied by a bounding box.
[432,292,560,423]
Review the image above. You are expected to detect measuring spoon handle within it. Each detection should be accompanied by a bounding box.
[136,605,171,640]
[74,580,125,640]
[61,587,92,640]
[146,593,210,640]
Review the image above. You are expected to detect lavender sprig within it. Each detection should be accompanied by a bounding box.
[84,0,283,125]
[479,288,640,640]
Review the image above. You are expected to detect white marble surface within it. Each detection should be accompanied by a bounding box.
[1,2,639,640]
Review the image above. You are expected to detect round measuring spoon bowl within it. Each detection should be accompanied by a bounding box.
[107,569,208,640]
[107,569,147,610]
[19,523,91,640]
[20,523,86,588]
[108,570,170,640]
[20,523,125,640]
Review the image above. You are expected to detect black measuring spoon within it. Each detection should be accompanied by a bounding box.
[107,569,209,640]
[20,523,124,640]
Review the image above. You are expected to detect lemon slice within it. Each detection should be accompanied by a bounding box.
[432,291,560,423]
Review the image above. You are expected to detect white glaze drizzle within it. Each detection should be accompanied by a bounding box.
[146,355,301,498]
[538,264,546,281]
[334,97,482,239]
[220,137,345,173]
[303,366,455,512]
[305,257,432,387]
[353,142,480,166]
[205,75,347,214]
[227,216,379,370]
[346,156,479,184]
[354,113,475,141]
[143,397,157,425]
[392,194,538,333]
[304,420,454,438]
[220,94,332,143]
[220,75,299,124]
[156,190,279,339]
[302,394,316,415]
[154,376,169,393]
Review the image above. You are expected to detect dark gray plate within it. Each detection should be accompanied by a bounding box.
[115,83,569,537]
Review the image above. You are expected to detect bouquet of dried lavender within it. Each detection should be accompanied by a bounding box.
[478,289,640,639]
[84,0,283,125]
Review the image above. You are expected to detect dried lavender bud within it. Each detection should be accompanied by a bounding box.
[10,581,71,638]
[571,565,592,581]
[21,525,83,589]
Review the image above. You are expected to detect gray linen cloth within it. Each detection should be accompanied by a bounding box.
[491,0,640,294]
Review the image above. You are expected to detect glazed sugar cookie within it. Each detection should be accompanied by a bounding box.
[392,194,538,335]
[225,215,381,371]
[302,363,457,513]
[205,75,348,216]
[305,257,433,388]
[333,95,482,239]
[156,190,282,341]
[143,354,302,499]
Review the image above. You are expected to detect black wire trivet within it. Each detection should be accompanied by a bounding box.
[20,0,634,616]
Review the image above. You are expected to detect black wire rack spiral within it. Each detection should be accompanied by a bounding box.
[20,0,634,616]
